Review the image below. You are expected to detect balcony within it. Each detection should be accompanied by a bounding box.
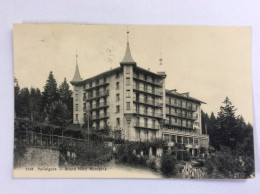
[91,113,110,120]
[83,102,109,111]
[134,122,160,130]
[163,129,208,139]
[166,102,198,112]
[164,120,193,129]
[133,109,163,118]
[84,80,109,91]
[133,75,163,87]
[134,85,163,97]
[83,90,109,101]
[166,111,198,120]
[133,97,163,108]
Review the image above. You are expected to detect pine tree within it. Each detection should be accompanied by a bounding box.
[47,100,69,126]
[42,71,59,116]
[18,88,30,118]
[216,97,238,149]
[14,77,21,117]
[28,87,42,121]
[59,78,73,121]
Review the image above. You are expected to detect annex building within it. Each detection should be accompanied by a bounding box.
[70,33,209,155]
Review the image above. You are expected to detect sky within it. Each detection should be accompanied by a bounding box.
[13,24,253,123]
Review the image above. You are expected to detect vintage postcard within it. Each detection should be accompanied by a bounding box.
[13,24,254,178]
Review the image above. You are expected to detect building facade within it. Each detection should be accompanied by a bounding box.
[70,37,209,154]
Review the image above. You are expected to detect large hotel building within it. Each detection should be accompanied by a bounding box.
[70,35,209,154]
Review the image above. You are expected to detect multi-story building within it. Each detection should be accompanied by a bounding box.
[70,35,209,155]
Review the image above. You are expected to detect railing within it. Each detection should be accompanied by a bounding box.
[166,102,198,112]
[134,122,160,130]
[84,80,109,90]
[133,97,163,107]
[84,90,109,101]
[166,111,198,120]
[163,129,209,139]
[134,85,163,96]
[83,102,109,111]
[15,131,85,149]
[91,113,110,120]
[133,109,163,118]
[133,75,163,86]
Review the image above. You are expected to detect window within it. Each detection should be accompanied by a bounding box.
[126,77,130,86]
[75,114,78,121]
[116,105,120,113]
[144,130,148,140]
[116,118,120,125]
[144,106,148,114]
[152,131,156,139]
[83,103,86,110]
[75,104,78,111]
[136,82,139,89]
[89,82,92,87]
[164,134,170,142]
[126,66,130,74]
[116,72,120,79]
[152,119,155,128]
[136,129,140,139]
[126,90,131,98]
[136,117,140,125]
[116,82,120,90]
[171,135,176,143]
[96,121,100,130]
[144,83,147,91]
[126,102,130,110]
[84,113,86,119]
[144,118,148,127]
[152,97,155,105]
[116,93,120,101]
[75,93,78,101]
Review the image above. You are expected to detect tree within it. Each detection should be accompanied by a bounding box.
[214,97,238,149]
[28,88,42,121]
[204,97,255,178]
[18,88,30,118]
[46,100,70,126]
[42,71,59,118]
[59,78,73,121]
[14,77,22,117]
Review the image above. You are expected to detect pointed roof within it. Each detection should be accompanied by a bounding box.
[71,54,83,84]
[121,42,135,63]
[121,31,136,64]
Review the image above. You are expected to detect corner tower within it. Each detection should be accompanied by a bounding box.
[120,31,136,140]
[70,54,83,124]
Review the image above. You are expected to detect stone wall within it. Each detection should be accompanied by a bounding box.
[15,146,59,168]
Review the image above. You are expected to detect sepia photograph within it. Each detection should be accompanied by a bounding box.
[13,24,254,179]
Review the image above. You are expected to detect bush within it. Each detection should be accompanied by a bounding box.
[115,142,149,166]
[204,146,255,178]
[148,159,157,170]
[161,153,177,177]
[183,151,191,161]
[59,141,113,166]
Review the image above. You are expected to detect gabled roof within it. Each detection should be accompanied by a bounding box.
[166,89,205,104]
